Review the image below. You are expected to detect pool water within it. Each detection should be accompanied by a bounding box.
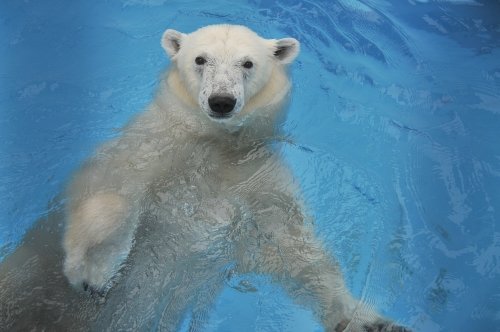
[1,0,499,331]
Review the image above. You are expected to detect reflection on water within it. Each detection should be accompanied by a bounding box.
[1,0,499,331]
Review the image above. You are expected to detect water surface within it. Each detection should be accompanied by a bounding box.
[1,0,499,331]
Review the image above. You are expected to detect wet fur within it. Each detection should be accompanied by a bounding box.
[0,25,410,332]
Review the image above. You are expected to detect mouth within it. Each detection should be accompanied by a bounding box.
[208,111,234,120]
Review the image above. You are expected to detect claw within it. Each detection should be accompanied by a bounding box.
[362,321,413,332]
[335,319,350,332]
[81,281,106,298]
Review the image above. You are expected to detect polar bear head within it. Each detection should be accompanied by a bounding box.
[161,24,299,121]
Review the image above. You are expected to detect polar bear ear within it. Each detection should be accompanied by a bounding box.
[272,38,300,64]
[162,29,185,58]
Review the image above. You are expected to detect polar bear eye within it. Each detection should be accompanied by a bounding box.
[195,56,207,65]
[243,61,253,69]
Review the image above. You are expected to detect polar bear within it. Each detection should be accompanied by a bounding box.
[58,24,409,331]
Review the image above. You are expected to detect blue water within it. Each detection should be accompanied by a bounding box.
[1,0,499,331]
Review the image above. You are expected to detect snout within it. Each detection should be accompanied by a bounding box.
[208,94,236,118]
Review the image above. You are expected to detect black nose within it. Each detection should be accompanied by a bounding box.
[208,94,236,116]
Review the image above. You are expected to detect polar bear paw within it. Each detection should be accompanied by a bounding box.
[63,252,118,296]
[63,192,130,294]
[334,319,412,332]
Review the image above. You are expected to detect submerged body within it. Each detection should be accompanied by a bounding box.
[0,25,409,331]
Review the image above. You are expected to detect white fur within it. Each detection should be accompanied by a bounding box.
[63,24,406,331]
[162,24,298,120]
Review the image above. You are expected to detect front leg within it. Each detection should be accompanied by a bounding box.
[63,192,137,292]
[239,192,410,332]
[63,119,166,292]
